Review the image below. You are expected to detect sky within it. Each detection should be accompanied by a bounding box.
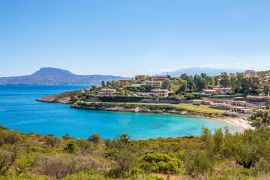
[1,0,270,77]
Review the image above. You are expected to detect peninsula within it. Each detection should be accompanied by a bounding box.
[38,69,270,130]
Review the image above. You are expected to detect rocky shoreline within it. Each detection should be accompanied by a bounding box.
[37,95,72,104]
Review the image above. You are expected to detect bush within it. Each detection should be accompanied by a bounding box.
[141,153,181,174]
[106,143,136,178]
[34,155,76,178]
[249,109,270,128]
[88,134,100,144]
[0,131,22,144]
[253,157,270,174]
[76,139,93,154]
[43,135,58,147]
[64,143,77,153]
[0,148,17,175]
[119,134,129,143]
[184,150,213,177]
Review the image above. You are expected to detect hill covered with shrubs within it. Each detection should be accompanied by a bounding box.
[1,125,270,179]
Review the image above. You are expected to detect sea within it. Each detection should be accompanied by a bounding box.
[0,85,237,140]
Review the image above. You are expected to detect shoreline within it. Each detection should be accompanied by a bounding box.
[37,95,253,133]
[72,103,253,133]
[216,117,253,132]
[211,117,255,133]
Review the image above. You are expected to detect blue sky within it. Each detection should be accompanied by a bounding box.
[1,0,270,76]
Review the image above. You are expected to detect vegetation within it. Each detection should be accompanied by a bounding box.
[74,101,225,117]
[249,109,270,128]
[174,103,225,115]
[1,125,270,179]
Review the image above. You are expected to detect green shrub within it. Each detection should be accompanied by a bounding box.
[88,134,100,144]
[43,135,58,147]
[184,150,213,177]
[64,143,77,153]
[0,148,17,175]
[141,153,181,174]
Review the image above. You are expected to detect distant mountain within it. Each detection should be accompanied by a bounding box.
[0,67,128,85]
[161,67,243,77]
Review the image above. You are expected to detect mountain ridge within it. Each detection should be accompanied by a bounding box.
[0,67,128,85]
[160,67,243,76]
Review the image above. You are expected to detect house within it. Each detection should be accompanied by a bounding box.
[135,75,146,81]
[230,106,253,114]
[144,81,162,88]
[230,101,247,107]
[151,75,170,81]
[247,95,269,102]
[213,87,232,94]
[131,84,142,87]
[134,92,151,97]
[151,89,170,97]
[119,79,130,83]
[202,87,232,95]
[192,100,203,105]
[83,88,91,92]
[118,80,130,86]
[98,89,116,96]
[203,89,217,95]
[133,89,170,97]
[245,70,257,77]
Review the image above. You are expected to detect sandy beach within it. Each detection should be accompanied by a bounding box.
[218,117,254,132]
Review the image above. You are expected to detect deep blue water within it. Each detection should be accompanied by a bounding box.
[0,85,237,140]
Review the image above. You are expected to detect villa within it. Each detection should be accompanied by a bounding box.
[134,89,170,97]
[213,87,232,94]
[151,89,170,97]
[203,87,232,95]
[119,79,130,83]
[245,70,257,77]
[247,95,269,102]
[203,89,217,95]
[98,89,116,96]
[131,83,142,87]
[151,75,170,81]
[144,81,163,88]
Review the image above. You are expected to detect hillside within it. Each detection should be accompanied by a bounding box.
[1,125,270,179]
[0,67,128,85]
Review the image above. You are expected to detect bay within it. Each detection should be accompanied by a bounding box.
[0,85,237,140]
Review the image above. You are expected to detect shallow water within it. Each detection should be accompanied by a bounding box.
[0,85,237,140]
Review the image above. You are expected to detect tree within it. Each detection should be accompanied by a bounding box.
[176,80,188,93]
[119,134,129,143]
[0,147,17,175]
[263,85,270,95]
[111,80,120,88]
[250,77,261,95]
[184,150,213,177]
[249,109,270,128]
[161,80,171,90]
[106,81,111,86]
[220,72,230,87]
[213,129,223,154]
[186,76,194,92]
[194,75,206,91]
[101,81,106,87]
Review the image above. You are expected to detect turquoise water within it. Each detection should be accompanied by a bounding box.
[0,85,237,140]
